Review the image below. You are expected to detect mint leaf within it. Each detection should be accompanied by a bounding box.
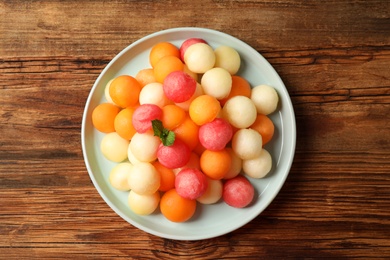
[152,119,175,146]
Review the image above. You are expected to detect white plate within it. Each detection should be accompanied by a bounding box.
[81,27,296,240]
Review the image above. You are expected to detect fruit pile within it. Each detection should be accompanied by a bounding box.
[91,38,279,223]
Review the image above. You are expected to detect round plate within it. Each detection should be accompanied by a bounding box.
[81,27,296,240]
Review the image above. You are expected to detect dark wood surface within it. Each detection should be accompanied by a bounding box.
[1,0,389,259]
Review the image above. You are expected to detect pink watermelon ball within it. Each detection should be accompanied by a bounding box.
[179,38,207,61]
[163,71,197,103]
[198,118,233,151]
[223,175,254,208]
[157,138,191,169]
[175,168,208,200]
[132,104,162,133]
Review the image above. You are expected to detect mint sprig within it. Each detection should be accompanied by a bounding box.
[152,119,175,146]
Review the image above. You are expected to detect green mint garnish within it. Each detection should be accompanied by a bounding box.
[152,119,175,146]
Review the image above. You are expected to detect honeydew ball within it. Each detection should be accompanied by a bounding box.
[127,162,160,195]
[214,46,241,75]
[251,84,279,115]
[127,144,142,165]
[232,128,263,160]
[243,149,272,178]
[139,82,169,108]
[197,178,223,204]
[184,43,215,74]
[201,67,232,100]
[222,96,257,128]
[109,162,132,191]
[223,148,243,179]
[128,190,160,215]
[104,79,114,103]
[129,131,160,163]
[100,132,129,162]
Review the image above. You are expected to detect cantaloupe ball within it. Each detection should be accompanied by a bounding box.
[129,131,161,163]
[232,128,263,160]
[214,46,241,75]
[109,162,132,191]
[201,67,232,100]
[197,177,223,205]
[104,79,114,103]
[100,132,129,162]
[223,148,242,179]
[128,190,160,215]
[184,43,215,74]
[175,83,204,111]
[222,95,257,129]
[127,162,160,195]
[251,84,279,115]
[243,148,272,178]
[139,82,169,108]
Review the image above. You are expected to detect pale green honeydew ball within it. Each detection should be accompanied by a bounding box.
[100,132,129,162]
[232,128,263,160]
[129,131,160,163]
[184,43,216,74]
[243,148,272,178]
[127,162,160,195]
[128,190,160,215]
[109,162,133,191]
[104,79,114,103]
[251,84,279,115]
[222,95,257,128]
[201,67,232,100]
[214,45,241,75]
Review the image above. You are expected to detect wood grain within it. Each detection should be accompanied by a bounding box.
[1,0,389,259]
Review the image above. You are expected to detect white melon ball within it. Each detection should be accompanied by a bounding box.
[214,46,241,75]
[104,79,114,103]
[127,162,160,195]
[251,84,279,115]
[223,148,242,179]
[201,67,232,100]
[129,131,160,163]
[128,190,160,215]
[184,43,215,74]
[243,149,272,178]
[109,162,132,191]
[197,178,223,205]
[100,132,129,162]
[175,83,204,111]
[222,95,257,128]
[232,128,263,160]
[139,82,169,108]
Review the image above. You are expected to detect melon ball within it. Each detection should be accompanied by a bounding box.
[214,46,241,75]
[163,70,197,103]
[128,190,160,215]
[184,43,215,74]
[180,38,207,61]
[104,79,114,103]
[201,67,232,100]
[222,95,257,129]
[197,177,223,204]
[175,168,208,200]
[223,175,254,208]
[223,148,242,179]
[139,82,169,108]
[243,148,272,178]
[198,118,233,151]
[232,128,263,160]
[251,84,279,115]
[127,162,160,195]
[129,131,161,163]
[172,152,200,175]
[109,162,132,191]
[157,138,191,169]
[175,83,204,111]
[127,144,142,165]
[100,132,129,162]
[132,104,163,133]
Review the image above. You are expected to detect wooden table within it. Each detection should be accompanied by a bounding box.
[1,1,389,258]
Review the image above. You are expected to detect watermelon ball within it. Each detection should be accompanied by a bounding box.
[132,104,162,133]
[157,138,191,169]
[163,71,197,103]
[198,118,233,151]
[223,175,255,208]
[180,38,207,61]
[175,168,208,200]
